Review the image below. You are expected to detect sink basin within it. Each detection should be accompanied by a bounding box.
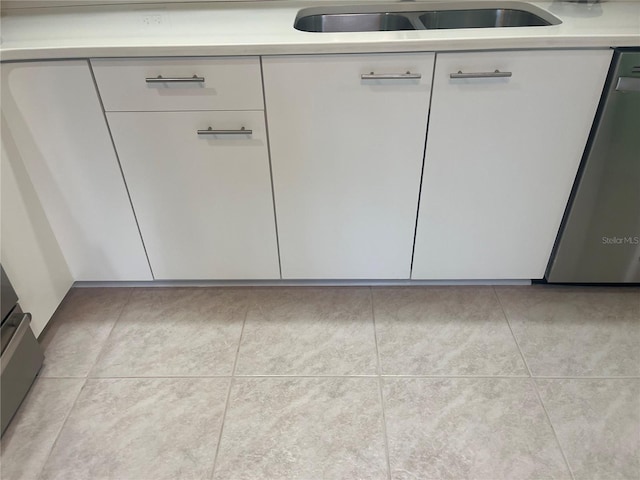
[294,3,561,32]
[294,13,414,33]
[419,8,553,29]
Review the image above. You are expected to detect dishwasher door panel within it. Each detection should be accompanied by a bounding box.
[547,50,640,283]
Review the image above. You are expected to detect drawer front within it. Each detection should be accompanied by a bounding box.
[107,110,280,280]
[91,57,263,111]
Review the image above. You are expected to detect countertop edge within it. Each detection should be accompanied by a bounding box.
[1,1,639,61]
[3,36,640,62]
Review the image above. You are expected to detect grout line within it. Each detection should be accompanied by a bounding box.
[85,287,135,379]
[231,304,249,378]
[56,373,640,380]
[35,377,88,478]
[75,373,561,379]
[207,301,249,480]
[83,374,380,379]
[370,287,393,480]
[491,286,530,380]
[83,375,234,380]
[379,374,531,379]
[232,374,379,378]
[528,376,640,380]
[493,286,576,480]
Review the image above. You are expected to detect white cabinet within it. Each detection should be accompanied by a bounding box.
[96,57,279,280]
[411,49,613,279]
[107,111,280,280]
[0,60,152,281]
[1,139,73,336]
[263,53,435,279]
[2,51,613,284]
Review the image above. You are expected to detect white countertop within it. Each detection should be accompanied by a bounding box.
[1,0,639,60]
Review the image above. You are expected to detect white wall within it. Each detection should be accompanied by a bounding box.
[1,116,73,337]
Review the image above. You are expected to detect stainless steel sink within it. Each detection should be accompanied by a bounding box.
[418,8,553,29]
[293,3,561,32]
[294,13,414,32]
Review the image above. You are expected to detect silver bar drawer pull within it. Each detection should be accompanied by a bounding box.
[145,75,205,83]
[450,70,513,79]
[615,77,640,93]
[361,71,422,80]
[197,126,253,135]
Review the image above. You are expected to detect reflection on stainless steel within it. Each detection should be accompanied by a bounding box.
[449,69,512,79]
[145,75,205,84]
[294,4,560,32]
[361,72,422,80]
[294,13,413,32]
[419,8,552,29]
[547,49,640,283]
[196,126,253,136]
[1,265,44,436]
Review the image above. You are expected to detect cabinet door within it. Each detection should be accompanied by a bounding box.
[1,60,152,281]
[1,140,73,336]
[107,111,280,280]
[412,49,613,279]
[263,53,435,279]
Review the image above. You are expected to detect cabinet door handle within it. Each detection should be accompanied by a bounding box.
[450,70,512,79]
[361,71,422,80]
[197,126,252,135]
[145,75,205,83]
[615,77,640,93]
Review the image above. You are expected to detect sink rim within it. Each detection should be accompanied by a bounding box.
[294,1,562,32]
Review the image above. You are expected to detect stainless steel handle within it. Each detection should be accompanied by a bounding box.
[197,126,252,135]
[450,70,512,79]
[615,77,640,93]
[0,313,31,374]
[361,71,421,80]
[145,75,205,83]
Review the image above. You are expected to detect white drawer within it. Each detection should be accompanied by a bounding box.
[91,57,263,112]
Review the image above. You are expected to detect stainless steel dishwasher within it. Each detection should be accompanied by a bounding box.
[547,48,640,283]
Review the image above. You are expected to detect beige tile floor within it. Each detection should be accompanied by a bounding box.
[1,285,638,480]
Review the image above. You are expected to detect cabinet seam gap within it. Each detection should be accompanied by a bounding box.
[86,59,156,280]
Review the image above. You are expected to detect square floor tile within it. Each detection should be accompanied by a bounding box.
[496,286,640,376]
[383,378,570,479]
[537,379,640,480]
[235,288,377,375]
[213,377,387,479]
[373,287,527,375]
[0,378,84,480]
[91,288,249,377]
[39,378,229,480]
[39,288,132,377]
